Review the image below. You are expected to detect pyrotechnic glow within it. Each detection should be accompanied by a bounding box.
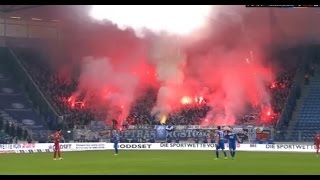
[199,96,204,104]
[80,102,85,108]
[181,96,192,105]
[160,115,167,124]
[258,106,273,123]
[67,96,76,108]
[90,5,211,36]
[267,110,271,116]
[195,96,204,104]
[68,96,74,103]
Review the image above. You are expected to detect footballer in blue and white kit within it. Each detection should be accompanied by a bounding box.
[215,126,228,160]
[112,130,120,155]
[227,128,238,160]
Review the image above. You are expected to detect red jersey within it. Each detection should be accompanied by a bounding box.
[314,134,320,145]
[53,132,62,144]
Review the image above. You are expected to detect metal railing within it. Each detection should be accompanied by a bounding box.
[8,48,60,118]
[274,129,318,142]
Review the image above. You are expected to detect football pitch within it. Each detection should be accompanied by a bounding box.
[0,150,319,175]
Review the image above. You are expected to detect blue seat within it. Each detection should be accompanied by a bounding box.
[0,67,46,137]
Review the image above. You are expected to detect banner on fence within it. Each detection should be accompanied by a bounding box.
[0,143,317,153]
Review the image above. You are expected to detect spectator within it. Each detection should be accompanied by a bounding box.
[310,66,315,77]
[11,47,298,129]
[305,74,309,85]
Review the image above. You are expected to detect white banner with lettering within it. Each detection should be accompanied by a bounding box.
[0,143,317,153]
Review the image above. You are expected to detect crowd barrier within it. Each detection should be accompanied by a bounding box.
[0,143,317,154]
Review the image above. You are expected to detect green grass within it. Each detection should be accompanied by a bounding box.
[0,150,319,175]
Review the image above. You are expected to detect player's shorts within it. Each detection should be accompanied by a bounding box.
[114,142,118,149]
[229,144,236,150]
[54,142,60,151]
[216,142,225,150]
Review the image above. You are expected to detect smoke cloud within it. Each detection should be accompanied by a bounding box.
[74,56,139,123]
[37,5,320,126]
[148,34,186,120]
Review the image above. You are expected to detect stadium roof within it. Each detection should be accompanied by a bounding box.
[0,5,91,22]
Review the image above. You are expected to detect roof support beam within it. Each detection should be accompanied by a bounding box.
[0,5,44,13]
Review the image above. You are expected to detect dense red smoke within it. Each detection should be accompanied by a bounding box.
[54,6,320,126]
[178,6,275,125]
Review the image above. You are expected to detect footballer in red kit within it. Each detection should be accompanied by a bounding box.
[49,129,64,160]
[314,133,320,157]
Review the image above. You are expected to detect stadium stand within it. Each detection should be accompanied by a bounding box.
[3,40,317,143]
[9,47,297,130]
[0,48,49,141]
[292,65,320,141]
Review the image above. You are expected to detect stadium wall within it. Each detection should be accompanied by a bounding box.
[0,143,317,154]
